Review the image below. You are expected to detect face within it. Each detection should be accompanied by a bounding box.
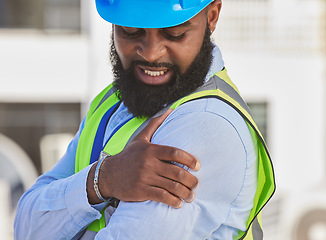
[113,4,219,85]
[111,1,222,117]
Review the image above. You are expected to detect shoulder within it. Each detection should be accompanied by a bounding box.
[152,97,256,184]
[153,97,253,154]
[151,97,258,237]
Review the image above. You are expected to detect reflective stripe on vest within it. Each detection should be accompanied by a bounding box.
[75,68,276,239]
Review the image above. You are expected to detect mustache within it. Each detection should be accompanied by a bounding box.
[129,60,178,71]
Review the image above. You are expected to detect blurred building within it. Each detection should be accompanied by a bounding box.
[0,0,325,239]
[215,1,326,240]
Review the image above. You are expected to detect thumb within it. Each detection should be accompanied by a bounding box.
[135,108,173,142]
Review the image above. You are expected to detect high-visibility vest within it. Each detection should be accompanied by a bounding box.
[75,68,276,240]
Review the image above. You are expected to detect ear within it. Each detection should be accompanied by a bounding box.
[207,0,222,33]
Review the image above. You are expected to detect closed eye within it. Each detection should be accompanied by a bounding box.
[120,27,144,38]
[161,29,186,41]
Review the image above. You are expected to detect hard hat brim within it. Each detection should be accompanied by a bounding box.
[96,0,213,28]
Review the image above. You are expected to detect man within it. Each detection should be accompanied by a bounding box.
[14,0,275,239]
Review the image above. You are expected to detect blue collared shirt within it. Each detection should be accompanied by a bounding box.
[14,45,257,240]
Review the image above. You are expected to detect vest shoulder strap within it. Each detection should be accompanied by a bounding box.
[75,83,120,172]
[87,83,116,120]
[171,69,275,240]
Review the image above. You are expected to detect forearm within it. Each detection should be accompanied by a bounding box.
[95,201,199,240]
[14,165,102,240]
[13,118,98,239]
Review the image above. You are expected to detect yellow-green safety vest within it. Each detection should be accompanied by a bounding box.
[75,68,276,240]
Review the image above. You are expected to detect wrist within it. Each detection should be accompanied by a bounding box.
[94,152,110,202]
[86,151,111,204]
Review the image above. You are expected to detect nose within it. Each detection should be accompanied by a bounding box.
[136,31,167,63]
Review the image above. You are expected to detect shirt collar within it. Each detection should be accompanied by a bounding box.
[205,44,224,83]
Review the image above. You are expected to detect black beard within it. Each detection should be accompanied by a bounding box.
[110,25,214,118]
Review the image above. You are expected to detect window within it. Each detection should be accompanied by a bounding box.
[248,102,268,142]
[0,103,81,174]
[216,0,326,53]
[0,0,81,31]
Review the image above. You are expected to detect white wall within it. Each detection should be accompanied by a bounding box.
[0,31,88,103]
[85,0,113,112]
[223,52,326,193]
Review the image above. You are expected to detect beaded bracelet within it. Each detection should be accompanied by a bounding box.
[94,152,110,202]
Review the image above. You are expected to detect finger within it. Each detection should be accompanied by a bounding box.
[146,186,184,208]
[135,108,173,142]
[152,144,201,171]
[153,176,195,203]
[157,161,199,190]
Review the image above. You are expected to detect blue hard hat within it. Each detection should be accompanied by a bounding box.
[96,0,214,28]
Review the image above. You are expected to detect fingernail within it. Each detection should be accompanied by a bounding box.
[194,182,199,190]
[187,193,195,202]
[176,201,183,208]
[194,161,201,171]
